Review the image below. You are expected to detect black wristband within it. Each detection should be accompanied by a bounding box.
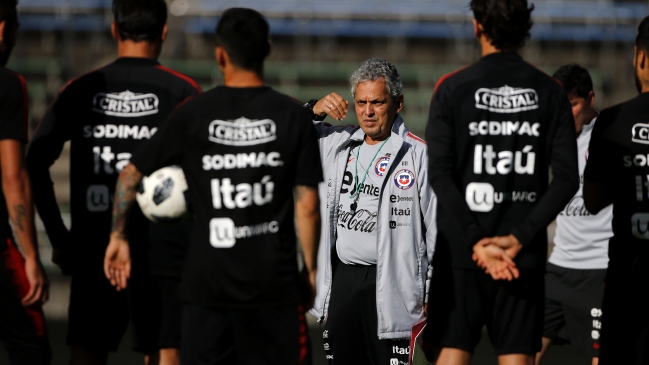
[304,99,326,122]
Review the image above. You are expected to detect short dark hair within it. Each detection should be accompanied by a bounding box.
[215,8,270,73]
[636,16,649,54]
[553,64,593,99]
[112,0,167,42]
[0,0,17,25]
[471,0,535,50]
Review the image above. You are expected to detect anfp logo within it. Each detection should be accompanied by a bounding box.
[375,156,390,176]
[466,182,495,212]
[394,169,415,190]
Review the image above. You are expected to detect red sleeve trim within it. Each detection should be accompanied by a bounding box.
[407,132,427,145]
[434,67,468,93]
[155,65,202,94]
[13,72,29,143]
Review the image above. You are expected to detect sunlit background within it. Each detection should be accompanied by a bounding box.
[2,0,647,364]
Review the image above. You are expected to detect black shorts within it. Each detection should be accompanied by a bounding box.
[67,250,130,352]
[181,303,311,365]
[130,275,183,353]
[324,263,410,365]
[598,271,649,365]
[425,267,544,356]
[0,238,51,365]
[68,247,173,353]
[543,263,605,357]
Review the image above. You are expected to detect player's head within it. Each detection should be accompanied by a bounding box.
[0,0,18,67]
[111,0,167,44]
[553,64,596,135]
[350,58,404,143]
[634,16,649,94]
[215,8,270,76]
[471,0,534,51]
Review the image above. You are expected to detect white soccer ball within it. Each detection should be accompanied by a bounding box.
[136,165,188,224]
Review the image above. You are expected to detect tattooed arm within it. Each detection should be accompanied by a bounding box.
[0,139,49,305]
[104,163,143,290]
[294,185,320,308]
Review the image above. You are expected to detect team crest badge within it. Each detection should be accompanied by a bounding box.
[394,169,415,190]
[375,156,390,176]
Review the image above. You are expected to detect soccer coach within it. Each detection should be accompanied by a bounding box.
[305,58,437,364]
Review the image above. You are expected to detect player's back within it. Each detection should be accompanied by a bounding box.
[430,52,577,269]
[29,57,200,258]
[585,94,649,275]
[129,85,323,307]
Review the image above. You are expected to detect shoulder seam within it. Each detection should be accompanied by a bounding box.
[525,61,561,86]
[155,65,202,93]
[434,66,469,93]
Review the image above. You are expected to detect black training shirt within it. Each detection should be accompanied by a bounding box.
[427,52,579,270]
[584,93,649,277]
[0,67,29,246]
[26,58,201,275]
[130,86,323,308]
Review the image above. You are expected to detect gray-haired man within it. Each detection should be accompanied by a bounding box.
[304,58,437,364]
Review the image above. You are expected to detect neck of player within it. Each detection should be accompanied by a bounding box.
[117,40,161,60]
[478,33,517,57]
[223,67,264,88]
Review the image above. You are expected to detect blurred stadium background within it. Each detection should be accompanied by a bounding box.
[1,0,646,364]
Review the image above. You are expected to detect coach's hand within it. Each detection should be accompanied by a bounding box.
[477,234,523,260]
[472,243,519,281]
[22,257,49,306]
[104,233,131,291]
[313,93,349,121]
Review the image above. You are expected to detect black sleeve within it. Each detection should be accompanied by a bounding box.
[26,88,74,250]
[293,112,324,187]
[584,111,616,184]
[426,81,487,249]
[0,74,28,143]
[130,107,187,176]
[510,91,580,246]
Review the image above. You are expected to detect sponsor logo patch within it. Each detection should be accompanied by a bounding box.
[86,184,110,212]
[394,169,415,190]
[475,85,539,113]
[209,117,276,146]
[209,218,279,248]
[93,90,159,117]
[632,123,649,144]
[631,213,649,240]
[390,195,413,203]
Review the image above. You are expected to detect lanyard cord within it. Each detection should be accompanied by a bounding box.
[350,137,390,200]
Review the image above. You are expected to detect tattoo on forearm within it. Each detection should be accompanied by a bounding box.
[12,204,26,232]
[112,165,141,238]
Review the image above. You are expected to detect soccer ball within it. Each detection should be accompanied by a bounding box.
[136,165,189,224]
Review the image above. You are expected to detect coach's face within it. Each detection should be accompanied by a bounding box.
[354,79,403,144]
